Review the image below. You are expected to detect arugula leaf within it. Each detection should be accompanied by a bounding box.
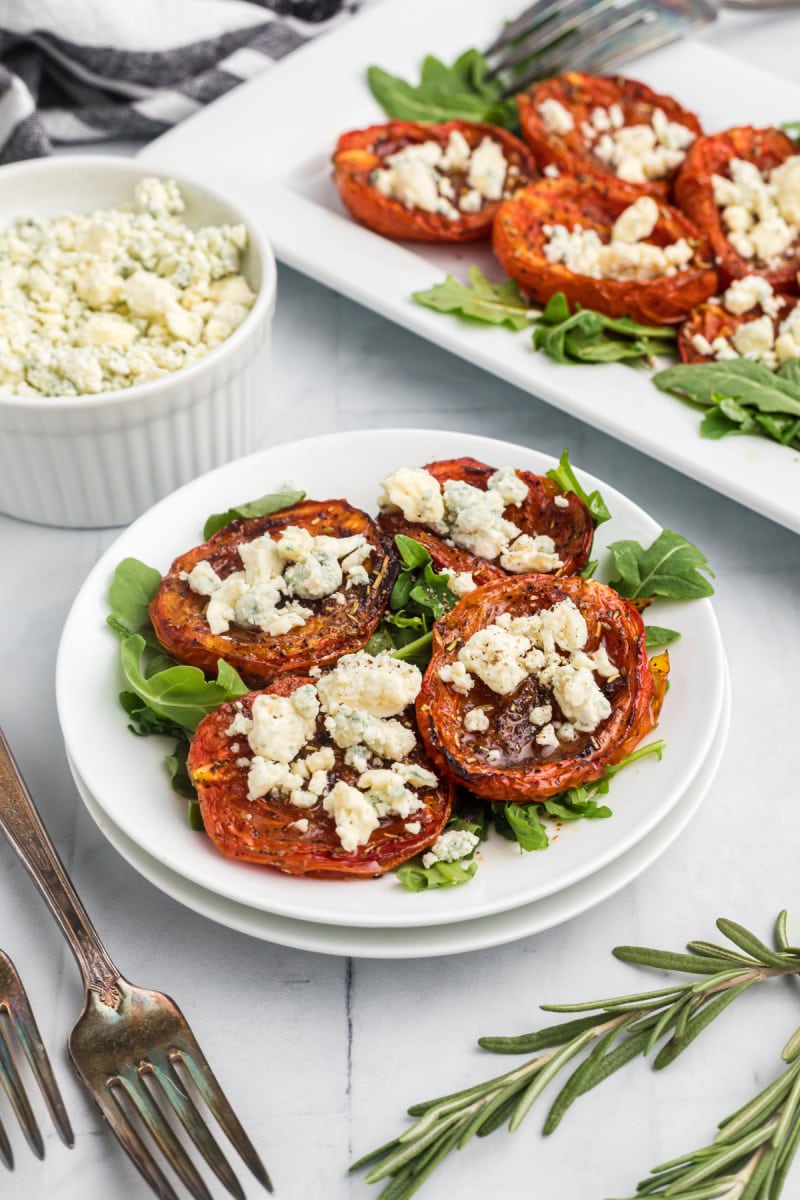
[545,448,612,526]
[503,803,550,851]
[395,800,485,892]
[367,50,518,130]
[600,740,665,781]
[378,536,458,666]
[107,557,162,636]
[395,534,431,570]
[491,741,665,852]
[653,360,800,450]
[645,625,681,650]
[165,740,196,800]
[396,859,478,891]
[543,795,611,822]
[781,119,800,141]
[413,266,537,331]
[608,530,715,600]
[203,488,305,540]
[533,293,677,367]
[120,634,249,733]
[780,358,800,387]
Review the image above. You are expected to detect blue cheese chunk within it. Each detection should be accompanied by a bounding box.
[323,781,379,852]
[422,829,480,869]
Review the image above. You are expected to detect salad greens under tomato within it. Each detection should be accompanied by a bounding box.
[106,463,713,891]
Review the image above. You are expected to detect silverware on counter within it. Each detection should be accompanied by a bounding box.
[0,949,73,1167]
[0,726,272,1199]
[485,0,717,92]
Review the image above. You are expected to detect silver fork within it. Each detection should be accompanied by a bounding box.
[485,0,717,93]
[0,726,272,1200]
[0,949,73,1167]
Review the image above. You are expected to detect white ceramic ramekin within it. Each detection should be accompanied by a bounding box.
[0,155,276,528]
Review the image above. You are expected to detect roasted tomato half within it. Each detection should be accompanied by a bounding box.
[673,126,800,291]
[516,72,702,198]
[493,176,718,325]
[416,575,665,803]
[377,456,594,585]
[150,500,397,687]
[678,296,798,363]
[188,676,454,877]
[332,119,537,242]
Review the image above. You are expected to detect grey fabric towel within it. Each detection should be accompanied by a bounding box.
[0,0,352,163]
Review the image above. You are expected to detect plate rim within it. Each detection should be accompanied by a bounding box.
[56,427,726,928]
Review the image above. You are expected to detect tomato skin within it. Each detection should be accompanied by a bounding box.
[416,575,664,803]
[674,126,800,291]
[678,297,798,363]
[150,500,397,688]
[492,175,718,325]
[516,72,702,198]
[333,119,537,242]
[188,676,454,877]
[378,456,594,583]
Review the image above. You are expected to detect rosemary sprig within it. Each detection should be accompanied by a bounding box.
[611,1023,800,1200]
[351,913,800,1200]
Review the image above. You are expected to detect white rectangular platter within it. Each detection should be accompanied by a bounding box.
[139,0,800,534]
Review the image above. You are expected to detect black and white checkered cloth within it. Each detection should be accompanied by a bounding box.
[0,0,353,163]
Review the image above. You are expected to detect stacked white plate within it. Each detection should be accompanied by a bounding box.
[57,430,730,959]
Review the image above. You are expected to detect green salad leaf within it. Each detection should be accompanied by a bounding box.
[645,625,681,650]
[107,557,162,637]
[366,535,458,667]
[396,859,479,892]
[608,530,715,600]
[494,803,550,851]
[120,635,249,733]
[367,50,518,130]
[781,119,800,140]
[545,448,612,526]
[203,487,305,540]
[396,808,486,892]
[413,266,538,330]
[490,742,664,854]
[165,742,196,801]
[653,360,800,450]
[533,293,677,366]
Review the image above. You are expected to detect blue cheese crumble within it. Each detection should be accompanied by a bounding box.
[182,527,375,636]
[229,654,439,853]
[378,466,563,572]
[422,829,480,869]
[439,599,619,746]
[0,177,256,397]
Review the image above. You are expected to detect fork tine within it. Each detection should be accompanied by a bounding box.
[155,1059,246,1200]
[175,1039,273,1193]
[1,955,74,1149]
[485,0,562,54]
[490,0,621,74]
[98,1085,182,1200]
[501,5,648,94]
[114,1072,214,1200]
[0,1021,44,1159]
[0,1111,14,1169]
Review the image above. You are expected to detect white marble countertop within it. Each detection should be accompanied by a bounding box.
[2,6,800,1198]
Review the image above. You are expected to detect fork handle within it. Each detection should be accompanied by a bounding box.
[0,727,123,1007]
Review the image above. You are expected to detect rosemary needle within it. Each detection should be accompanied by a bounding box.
[351,912,800,1200]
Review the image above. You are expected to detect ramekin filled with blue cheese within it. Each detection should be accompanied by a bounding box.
[0,155,275,526]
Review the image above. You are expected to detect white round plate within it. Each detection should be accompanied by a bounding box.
[57,429,726,929]
[69,673,730,958]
